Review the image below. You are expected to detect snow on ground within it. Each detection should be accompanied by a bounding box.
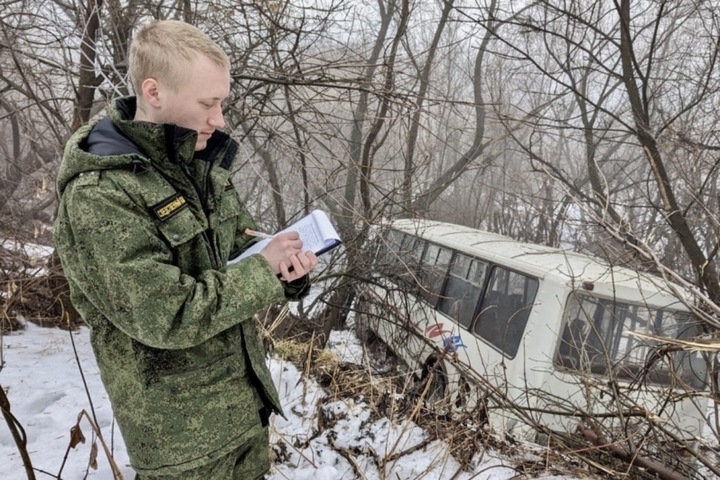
[0,323,584,480]
[1,321,134,479]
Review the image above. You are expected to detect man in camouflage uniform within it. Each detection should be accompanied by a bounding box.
[53,20,318,479]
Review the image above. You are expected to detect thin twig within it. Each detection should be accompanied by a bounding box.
[65,312,120,480]
[77,410,125,480]
[0,383,36,479]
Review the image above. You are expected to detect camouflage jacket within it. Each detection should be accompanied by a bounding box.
[54,97,308,475]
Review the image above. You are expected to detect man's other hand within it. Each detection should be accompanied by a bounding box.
[259,232,319,281]
[278,250,318,282]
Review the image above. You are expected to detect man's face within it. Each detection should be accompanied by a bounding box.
[155,54,231,151]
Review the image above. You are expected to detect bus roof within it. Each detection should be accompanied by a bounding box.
[389,219,692,310]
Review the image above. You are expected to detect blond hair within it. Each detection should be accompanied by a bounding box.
[129,20,230,95]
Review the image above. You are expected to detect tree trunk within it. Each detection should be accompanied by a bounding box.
[402,0,454,211]
[411,0,497,214]
[71,0,103,132]
[616,0,720,303]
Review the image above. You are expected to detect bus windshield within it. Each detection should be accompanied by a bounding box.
[556,292,708,390]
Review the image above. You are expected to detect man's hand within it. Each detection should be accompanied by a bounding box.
[278,250,318,282]
[259,232,319,281]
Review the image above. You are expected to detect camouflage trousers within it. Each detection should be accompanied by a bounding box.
[134,427,270,480]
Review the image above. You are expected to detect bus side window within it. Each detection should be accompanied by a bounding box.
[437,254,488,329]
[473,267,538,358]
[598,295,704,388]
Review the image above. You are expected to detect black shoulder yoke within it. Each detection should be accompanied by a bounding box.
[87,117,146,158]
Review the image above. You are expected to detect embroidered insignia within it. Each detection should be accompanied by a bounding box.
[151,193,188,221]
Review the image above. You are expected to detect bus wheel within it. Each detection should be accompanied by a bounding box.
[420,356,448,405]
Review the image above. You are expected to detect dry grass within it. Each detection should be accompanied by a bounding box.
[269,329,692,480]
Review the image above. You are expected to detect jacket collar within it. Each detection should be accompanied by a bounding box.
[108,97,236,170]
[109,97,195,167]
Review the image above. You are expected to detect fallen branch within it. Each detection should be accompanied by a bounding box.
[627,330,720,351]
[0,383,35,480]
[331,444,368,480]
[384,436,434,463]
[576,422,687,480]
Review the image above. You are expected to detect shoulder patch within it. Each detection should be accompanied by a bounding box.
[225,178,234,191]
[150,193,188,221]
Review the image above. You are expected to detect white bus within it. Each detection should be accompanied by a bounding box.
[358,219,710,446]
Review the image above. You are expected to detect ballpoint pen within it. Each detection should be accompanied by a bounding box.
[244,228,275,239]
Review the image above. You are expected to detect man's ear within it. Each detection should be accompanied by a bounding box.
[140,78,162,109]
